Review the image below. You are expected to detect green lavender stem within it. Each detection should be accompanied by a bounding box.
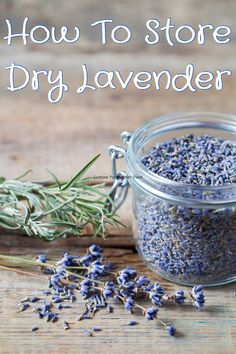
[0,155,123,240]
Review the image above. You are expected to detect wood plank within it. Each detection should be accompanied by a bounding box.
[0,246,235,354]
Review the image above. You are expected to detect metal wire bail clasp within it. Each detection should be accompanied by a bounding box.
[106,136,131,213]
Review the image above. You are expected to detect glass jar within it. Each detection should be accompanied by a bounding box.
[108,112,236,286]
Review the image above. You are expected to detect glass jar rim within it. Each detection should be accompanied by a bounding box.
[125,111,236,206]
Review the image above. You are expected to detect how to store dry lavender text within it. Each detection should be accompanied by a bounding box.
[0,17,233,103]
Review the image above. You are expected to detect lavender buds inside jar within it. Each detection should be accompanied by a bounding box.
[138,134,236,285]
[109,112,236,286]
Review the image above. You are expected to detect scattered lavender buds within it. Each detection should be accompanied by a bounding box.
[106,304,113,313]
[18,303,30,312]
[191,285,205,309]
[83,329,93,337]
[138,134,236,284]
[36,255,46,263]
[166,325,176,336]
[174,290,185,305]
[31,326,39,332]
[92,326,102,331]
[63,321,70,330]
[127,320,138,326]
[142,134,236,185]
[17,245,205,337]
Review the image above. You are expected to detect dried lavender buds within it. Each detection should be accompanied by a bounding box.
[136,134,236,285]
[142,134,236,186]
[15,245,205,337]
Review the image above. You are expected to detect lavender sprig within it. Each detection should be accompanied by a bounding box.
[1,244,206,337]
[0,155,122,240]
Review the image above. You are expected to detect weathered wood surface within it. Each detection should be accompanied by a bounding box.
[0,245,235,354]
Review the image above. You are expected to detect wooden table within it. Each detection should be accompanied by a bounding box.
[1,7,236,351]
[1,230,236,354]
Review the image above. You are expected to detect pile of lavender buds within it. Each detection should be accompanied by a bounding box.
[17,244,205,336]
[138,134,236,284]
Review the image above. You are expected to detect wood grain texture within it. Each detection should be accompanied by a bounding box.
[0,245,235,354]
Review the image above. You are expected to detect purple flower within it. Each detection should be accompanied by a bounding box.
[153,282,165,296]
[120,281,136,298]
[92,294,106,308]
[117,267,137,285]
[143,283,154,292]
[123,267,137,279]
[55,265,66,275]
[18,303,29,312]
[103,281,115,300]
[145,306,158,320]
[35,306,42,312]
[89,260,106,278]
[80,279,92,298]
[166,325,176,336]
[174,290,185,305]
[36,255,46,263]
[57,253,76,267]
[31,326,39,332]
[42,290,51,296]
[89,244,103,257]
[149,291,163,306]
[149,282,165,306]
[191,285,205,309]
[49,274,61,289]
[135,275,150,288]
[45,312,54,322]
[124,297,134,312]
[80,254,93,267]
[52,295,62,303]
[92,327,102,332]
[83,329,92,337]
[43,268,52,275]
[43,300,52,312]
[192,285,203,293]
[127,320,138,326]
[51,314,58,322]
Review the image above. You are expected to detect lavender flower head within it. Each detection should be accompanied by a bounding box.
[145,306,158,320]
[124,297,134,312]
[191,285,205,309]
[166,325,176,336]
[88,260,107,278]
[103,281,115,300]
[135,275,150,288]
[117,267,137,285]
[89,244,103,257]
[174,290,185,305]
[149,282,165,306]
[36,255,46,263]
